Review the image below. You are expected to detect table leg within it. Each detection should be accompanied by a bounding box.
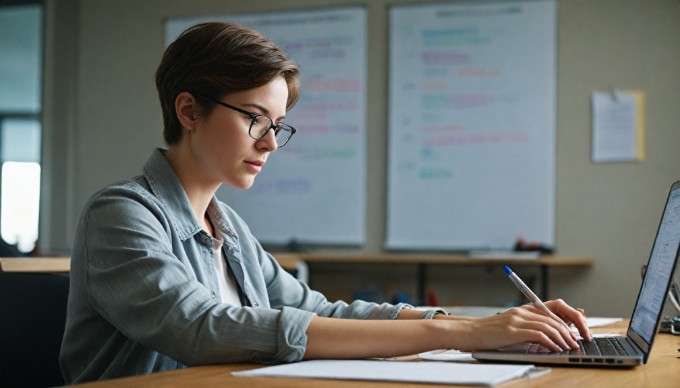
[417,263,426,306]
[541,265,549,300]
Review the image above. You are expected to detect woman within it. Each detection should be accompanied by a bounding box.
[60,22,591,384]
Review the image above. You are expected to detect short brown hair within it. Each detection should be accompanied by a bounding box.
[155,22,300,145]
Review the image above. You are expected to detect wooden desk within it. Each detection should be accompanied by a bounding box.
[72,320,680,387]
[273,253,594,303]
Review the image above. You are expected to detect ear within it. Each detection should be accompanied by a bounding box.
[175,92,200,132]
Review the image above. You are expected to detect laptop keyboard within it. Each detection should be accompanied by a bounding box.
[579,338,626,356]
[528,337,634,356]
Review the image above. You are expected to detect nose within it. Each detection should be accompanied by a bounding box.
[256,127,278,152]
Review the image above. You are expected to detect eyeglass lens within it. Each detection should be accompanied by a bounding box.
[249,117,294,147]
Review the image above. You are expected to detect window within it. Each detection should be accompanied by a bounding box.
[0,3,43,253]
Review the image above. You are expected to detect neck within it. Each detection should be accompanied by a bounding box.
[165,145,220,231]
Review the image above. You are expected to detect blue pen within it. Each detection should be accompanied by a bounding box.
[503,265,575,338]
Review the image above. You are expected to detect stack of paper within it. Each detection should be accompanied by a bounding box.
[233,359,538,386]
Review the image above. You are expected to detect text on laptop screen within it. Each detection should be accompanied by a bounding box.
[630,187,680,344]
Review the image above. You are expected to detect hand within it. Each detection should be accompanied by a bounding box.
[452,300,589,352]
[540,299,592,341]
[517,299,592,346]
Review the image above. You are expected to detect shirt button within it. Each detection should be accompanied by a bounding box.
[252,302,259,307]
[211,291,216,299]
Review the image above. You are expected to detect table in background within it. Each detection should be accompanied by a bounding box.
[0,257,70,273]
[1,255,595,303]
[274,253,594,303]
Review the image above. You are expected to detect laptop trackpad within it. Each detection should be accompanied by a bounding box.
[496,343,532,353]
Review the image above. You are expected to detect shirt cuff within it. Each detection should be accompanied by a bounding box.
[267,306,316,363]
[419,308,450,319]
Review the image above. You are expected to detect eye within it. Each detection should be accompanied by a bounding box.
[251,114,264,124]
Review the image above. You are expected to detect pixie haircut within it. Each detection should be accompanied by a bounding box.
[155,22,300,145]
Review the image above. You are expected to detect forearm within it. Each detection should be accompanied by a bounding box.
[303,316,471,359]
[303,302,590,358]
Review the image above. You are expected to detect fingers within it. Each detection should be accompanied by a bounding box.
[568,307,591,340]
[465,304,588,352]
[513,327,565,353]
[518,320,570,352]
[458,312,553,352]
[545,299,592,341]
[502,308,578,351]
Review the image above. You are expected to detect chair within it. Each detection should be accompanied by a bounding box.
[273,253,309,284]
[0,269,69,387]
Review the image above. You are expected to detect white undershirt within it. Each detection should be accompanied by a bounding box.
[211,235,242,307]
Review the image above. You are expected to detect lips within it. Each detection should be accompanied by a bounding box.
[244,159,265,173]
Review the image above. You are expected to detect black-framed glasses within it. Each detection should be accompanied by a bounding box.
[195,94,296,148]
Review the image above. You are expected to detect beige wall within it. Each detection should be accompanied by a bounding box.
[41,0,680,316]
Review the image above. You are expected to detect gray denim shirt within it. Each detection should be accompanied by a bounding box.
[60,148,409,384]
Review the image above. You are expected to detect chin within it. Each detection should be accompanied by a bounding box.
[232,180,255,190]
[224,173,257,190]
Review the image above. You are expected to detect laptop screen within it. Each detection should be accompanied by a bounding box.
[629,183,680,345]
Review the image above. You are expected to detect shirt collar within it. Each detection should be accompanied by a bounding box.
[142,148,239,242]
[142,148,202,241]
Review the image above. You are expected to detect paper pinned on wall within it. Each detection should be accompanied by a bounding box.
[591,89,646,163]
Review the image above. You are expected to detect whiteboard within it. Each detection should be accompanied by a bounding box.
[166,7,367,246]
[386,1,557,250]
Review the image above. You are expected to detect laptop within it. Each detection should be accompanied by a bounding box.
[472,179,680,368]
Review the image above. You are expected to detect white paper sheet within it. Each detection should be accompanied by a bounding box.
[591,90,645,162]
[419,349,476,362]
[586,317,624,328]
[445,306,506,318]
[233,359,536,386]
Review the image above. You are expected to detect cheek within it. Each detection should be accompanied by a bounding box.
[203,116,238,144]
[207,123,251,158]
[200,111,255,155]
